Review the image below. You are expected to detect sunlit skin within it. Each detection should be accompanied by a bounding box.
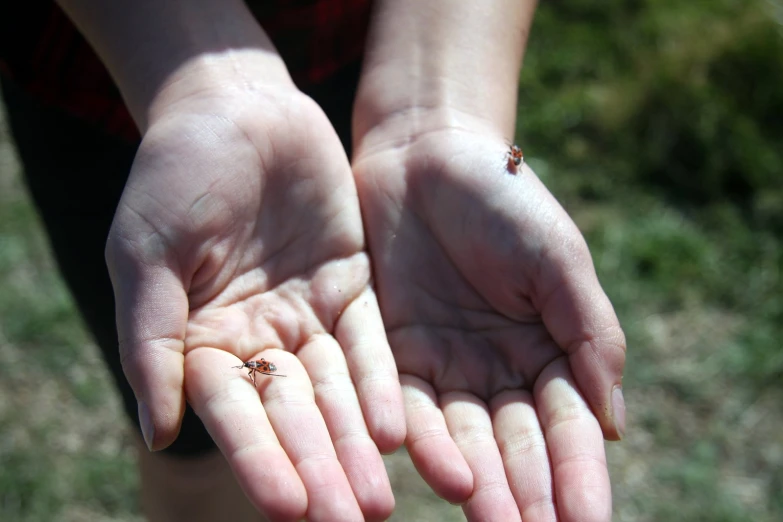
[54,0,626,519]
[351,1,626,515]
[353,131,625,522]
[106,89,405,522]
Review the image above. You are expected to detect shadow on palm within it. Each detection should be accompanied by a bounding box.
[356,133,622,519]
[110,96,404,520]
[365,136,579,398]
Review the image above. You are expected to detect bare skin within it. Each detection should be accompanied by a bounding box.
[57,1,405,521]
[353,131,623,521]
[352,1,627,520]
[108,88,403,522]
[52,1,626,520]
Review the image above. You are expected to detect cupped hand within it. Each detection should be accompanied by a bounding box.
[105,88,405,522]
[353,130,626,522]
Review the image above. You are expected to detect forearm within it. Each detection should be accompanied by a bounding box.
[353,0,537,151]
[56,0,293,132]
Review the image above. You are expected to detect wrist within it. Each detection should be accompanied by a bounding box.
[352,0,537,156]
[145,52,295,131]
[56,0,294,132]
[352,103,502,160]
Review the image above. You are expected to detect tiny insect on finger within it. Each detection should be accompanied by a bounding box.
[233,358,287,386]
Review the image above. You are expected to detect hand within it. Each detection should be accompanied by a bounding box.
[353,130,626,522]
[105,88,405,522]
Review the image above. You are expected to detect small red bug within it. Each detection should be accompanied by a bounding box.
[233,358,286,385]
[507,144,524,170]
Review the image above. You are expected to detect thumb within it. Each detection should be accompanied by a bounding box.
[106,235,188,451]
[539,236,627,441]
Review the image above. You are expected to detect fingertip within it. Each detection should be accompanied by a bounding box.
[402,377,474,504]
[137,400,156,451]
[143,394,186,452]
[249,473,308,522]
[367,395,407,454]
[567,333,627,441]
[334,287,407,452]
[609,385,626,441]
[123,348,187,451]
[408,442,474,504]
[363,493,395,522]
[352,364,406,454]
[133,402,186,452]
[345,449,396,522]
[240,459,308,522]
[535,358,612,522]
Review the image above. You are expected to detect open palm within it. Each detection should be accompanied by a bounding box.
[354,131,626,522]
[106,90,404,522]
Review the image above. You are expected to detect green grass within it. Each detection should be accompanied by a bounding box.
[519,1,782,520]
[1,0,782,520]
[0,149,140,521]
[0,197,90,364]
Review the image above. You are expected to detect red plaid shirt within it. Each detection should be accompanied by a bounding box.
[0,1,370,142]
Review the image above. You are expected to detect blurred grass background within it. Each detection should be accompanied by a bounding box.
[1,0,781,520]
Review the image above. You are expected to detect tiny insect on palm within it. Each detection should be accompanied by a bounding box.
[507,143,524,169]
[233,358,287,385]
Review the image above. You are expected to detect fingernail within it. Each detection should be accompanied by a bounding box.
[138,400,155,451]
[612,386,626,440]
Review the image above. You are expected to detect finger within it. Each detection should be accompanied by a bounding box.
[401,375,473,503]
[298,333,394,522]
[491,390,557,522]
[539,229,627,441]
[335,286,406,452]
[257,349,364,522]
[184,348,307,521]
[107,248,188,451]
[536,357,612,522]
[442,392,521,522]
